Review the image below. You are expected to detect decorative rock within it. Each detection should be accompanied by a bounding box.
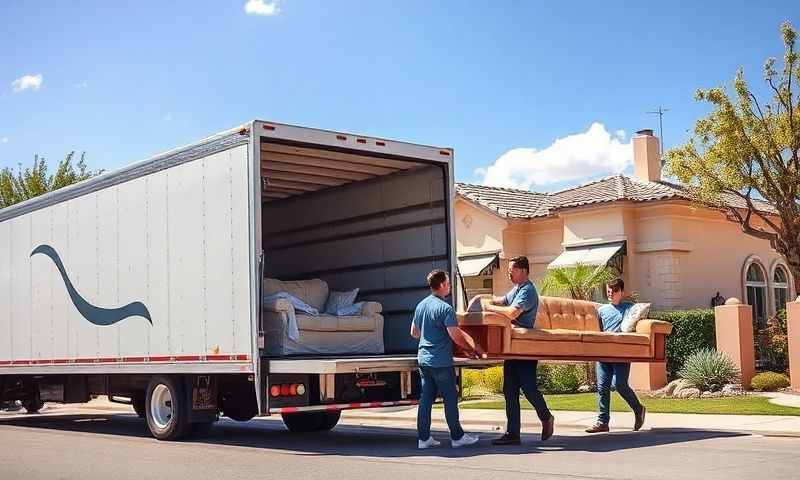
[655,379,688,398]
[677,387,701,398]
[577,385,595,393]
[700,391,723,398]
[721,384,744,396]
[724,298,741,305]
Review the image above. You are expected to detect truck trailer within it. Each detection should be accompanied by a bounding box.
[0,120,480,440]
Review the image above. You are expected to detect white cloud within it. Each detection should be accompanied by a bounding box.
[162,114,172,121]
[475,123,633,190]
[615,129,626,140]
[1,137,8,144]
[75,81,88,88]
[11,74,43,93]
[244,0,280,16]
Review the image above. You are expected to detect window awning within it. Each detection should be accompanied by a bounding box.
[458,252,500,277]
[548,241,625,270]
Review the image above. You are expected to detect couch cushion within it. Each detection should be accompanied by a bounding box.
[537,296,602,331]
[580,331,651,345]
[296,314,339,332]
[511,328,582,342]
[336,315,377,332]
[509,339,651,359]
[264,278,329,311]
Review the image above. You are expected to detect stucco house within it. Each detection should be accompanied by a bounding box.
[455,129,790,328]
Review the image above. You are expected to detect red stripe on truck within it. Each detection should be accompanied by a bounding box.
[0,354,251,366]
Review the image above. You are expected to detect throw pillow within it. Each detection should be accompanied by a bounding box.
[336,302,364,316]
[324,288,359,315]
[621,302,651,332]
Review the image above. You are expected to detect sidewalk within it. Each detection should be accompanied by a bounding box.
[36,397,800,437]
[340,405,800,437]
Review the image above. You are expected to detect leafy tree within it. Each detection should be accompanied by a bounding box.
[666,21,800,291]
[0,152,101,208]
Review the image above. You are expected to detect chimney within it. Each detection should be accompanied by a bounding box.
[632,129,661,182]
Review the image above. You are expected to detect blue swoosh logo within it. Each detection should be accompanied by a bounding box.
[30,244,152,326]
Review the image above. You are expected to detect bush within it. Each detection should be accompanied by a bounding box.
[756,310,788,373]
[483,366,504,394]
[539,363,583,394]
[678,348,740,391]
[461,369,483,397]
[650,309,716,380]
[750,371,790,391]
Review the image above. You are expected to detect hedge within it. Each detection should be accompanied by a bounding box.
[649,309,716,380]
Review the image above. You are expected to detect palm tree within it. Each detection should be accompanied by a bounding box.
[538,263,618,301]
[0,152,101,208]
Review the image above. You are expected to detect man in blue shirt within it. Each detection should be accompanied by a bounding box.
[411,269,482,449]
[586,277,646,433]
[483,256,555,445]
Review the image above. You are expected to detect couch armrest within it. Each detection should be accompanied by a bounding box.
[636,319,673,335]
[263,297,295,315]
[361,301,383,316]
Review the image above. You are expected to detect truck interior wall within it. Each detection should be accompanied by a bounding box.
[261,165,450,354]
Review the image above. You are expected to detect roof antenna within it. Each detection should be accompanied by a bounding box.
[646,106,669,165]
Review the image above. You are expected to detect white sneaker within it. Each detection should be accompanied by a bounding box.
[451,433,479,448]
[418,437,441,449]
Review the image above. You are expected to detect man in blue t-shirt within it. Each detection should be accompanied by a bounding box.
[483,256,555,445]
[410,269,482,449]
[585,277,646,433]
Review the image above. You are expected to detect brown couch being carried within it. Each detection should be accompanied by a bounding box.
[455,296,672,362]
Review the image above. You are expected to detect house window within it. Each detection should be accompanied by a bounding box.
[773,265,789,314]
[746,263,768,328]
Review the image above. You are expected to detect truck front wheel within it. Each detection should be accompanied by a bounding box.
[281,411,340,432]
[145,376,190,440]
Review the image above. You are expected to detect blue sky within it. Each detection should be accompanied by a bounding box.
[1,1,797,192]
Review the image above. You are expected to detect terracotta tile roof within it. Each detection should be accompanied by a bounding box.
[455,175,777,219]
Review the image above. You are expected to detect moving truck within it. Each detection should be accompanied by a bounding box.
[0,121,481,440]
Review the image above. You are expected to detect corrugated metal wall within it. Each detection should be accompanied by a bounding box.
[262,165,450,353]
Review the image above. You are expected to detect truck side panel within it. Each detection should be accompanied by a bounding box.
[0,145,253,372]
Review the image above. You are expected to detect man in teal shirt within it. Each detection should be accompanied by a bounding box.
[585,277,646,433]
[483,256,555,445]
[411,269,482,449]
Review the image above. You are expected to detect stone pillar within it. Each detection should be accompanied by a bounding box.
[630,362,667,391]
[786,301,800,390]
[714,298,755,389]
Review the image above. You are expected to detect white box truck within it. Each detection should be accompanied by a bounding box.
[0,121,480,440]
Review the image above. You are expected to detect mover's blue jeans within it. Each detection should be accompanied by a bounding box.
[417,366,465,441]
[504,360,552,435]
[596,362,643,424]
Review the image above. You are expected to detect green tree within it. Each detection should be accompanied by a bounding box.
[0,152,101,209]
[537,263,617,301]
[666,21,800,291]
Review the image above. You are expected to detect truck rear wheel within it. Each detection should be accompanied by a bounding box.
[281,411,340,432]
[145,376,190,440]
[22,390,44,414]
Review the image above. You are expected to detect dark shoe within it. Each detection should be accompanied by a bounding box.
[634,406,646,431]
[491,433,521,446]
[541,415,555,441]
[585,422,610,433]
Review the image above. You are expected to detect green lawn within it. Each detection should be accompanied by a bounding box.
[459,393,800,416]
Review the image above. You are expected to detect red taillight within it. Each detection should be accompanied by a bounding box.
[280,384,290,396]
[356,138,367,144]
[269,385,281,397]
[439,150,450,156]
[289,384,298,396]
[263,124,276,131]
[336,135,347,141]
[375,141,386,146]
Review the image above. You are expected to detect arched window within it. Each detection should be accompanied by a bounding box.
[773,265,789,314]
[746,262,768,328]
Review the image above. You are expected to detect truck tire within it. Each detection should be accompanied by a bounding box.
[281,411,340,432]
[145,376,190,440]
[132,392,146,418]
[220,391,257,422]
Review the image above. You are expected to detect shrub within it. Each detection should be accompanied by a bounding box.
[650,309,716,380]
[678,348,740,391]
[461,369,483,397]
[540,363,583,394]
[756,310,788,373]
[750,371,790,391]
[483,366,504,394]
